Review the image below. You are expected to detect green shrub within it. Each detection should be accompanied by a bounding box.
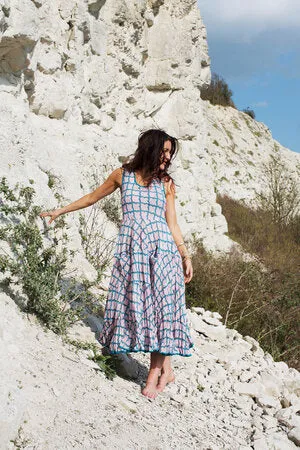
[64,338,118,380]
[0,177,86,334]
[0,176,123,378]
[201,72,236,108]
[232,120,240,130]
[243,107,256,119]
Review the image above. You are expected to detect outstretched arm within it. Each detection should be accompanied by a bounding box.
[164,179,193,283]
[39,167,121,225]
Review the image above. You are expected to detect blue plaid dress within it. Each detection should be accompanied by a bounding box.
[98,168,194,356]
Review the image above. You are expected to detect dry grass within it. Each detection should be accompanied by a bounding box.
[186,195,300,370]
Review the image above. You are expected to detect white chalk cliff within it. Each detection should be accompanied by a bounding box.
[1,1,300,448]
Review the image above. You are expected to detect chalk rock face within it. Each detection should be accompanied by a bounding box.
[204,102,300,209]
[0,0,210,124]
[0,0,300,264]
[0,0,231,264]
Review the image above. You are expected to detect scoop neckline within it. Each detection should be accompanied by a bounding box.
[133,171,149,188]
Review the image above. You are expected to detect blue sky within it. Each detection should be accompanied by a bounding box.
[197,0,300,154]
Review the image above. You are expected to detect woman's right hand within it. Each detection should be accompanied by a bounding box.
[183,258,193,284]
[39,208,64,225]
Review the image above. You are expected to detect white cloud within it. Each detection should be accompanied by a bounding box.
[198,0,300,41]
[252,101,268,108]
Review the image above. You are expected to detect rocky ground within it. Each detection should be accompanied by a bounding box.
[1,292,299,450]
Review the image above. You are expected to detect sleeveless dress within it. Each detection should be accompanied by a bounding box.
[98,168,194,357]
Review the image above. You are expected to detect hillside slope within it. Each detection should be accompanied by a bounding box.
[1,292,300,449]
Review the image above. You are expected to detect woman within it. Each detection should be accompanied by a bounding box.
[40,129,194,399]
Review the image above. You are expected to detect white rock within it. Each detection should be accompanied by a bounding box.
[256,395,281,410]
[234,381,265,398]
[191,306,205,315]
[288,427,300,447]
[253,437,269,449]
[211,311,223,320]
[202,316,222,327]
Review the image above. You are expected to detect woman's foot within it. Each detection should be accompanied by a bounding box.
[141,368,161,399]
[156,368,175,393]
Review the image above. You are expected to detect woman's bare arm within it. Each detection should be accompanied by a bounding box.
[40,167,122,224]
[164,179,193,282]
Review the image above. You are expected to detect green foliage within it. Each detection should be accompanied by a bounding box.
[225,128,233,140]
[201,72,236,108]
[0,177,123,379]
[45,169,58,189]
[274,143,280,153]
[9,425,31,449]
[101,196,122,227]
[0,177,85,334]
[232,120,240,130]
[64,338,118,380]
[243,116,251,128]
[243,107,256,119]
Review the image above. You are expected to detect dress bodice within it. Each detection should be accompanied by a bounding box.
[121,168,166,221]
[114,168,178,257]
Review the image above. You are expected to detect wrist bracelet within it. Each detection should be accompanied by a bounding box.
[177,241,185,248]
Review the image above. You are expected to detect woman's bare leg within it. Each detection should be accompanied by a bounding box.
[142,351,165,399]
[156,356,175,392]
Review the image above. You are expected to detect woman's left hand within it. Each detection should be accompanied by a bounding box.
[183,258,193,283]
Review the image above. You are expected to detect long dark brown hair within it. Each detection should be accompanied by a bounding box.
[122,128,179,188]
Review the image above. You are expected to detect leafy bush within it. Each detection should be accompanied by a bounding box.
[243,107,256,119]
[201,72,236,108]
[0,177,89,334]
[64,338,118,380]
[0,176,129,378]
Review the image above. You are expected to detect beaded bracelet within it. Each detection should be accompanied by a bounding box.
[177,242,190,261]
[182,255,191,262]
